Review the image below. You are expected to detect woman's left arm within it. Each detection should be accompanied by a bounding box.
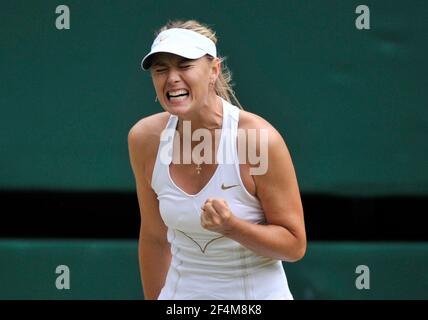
[200,124,306,262]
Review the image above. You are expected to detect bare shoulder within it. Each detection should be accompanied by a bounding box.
[128,112,170,183]
[128,112,170,143]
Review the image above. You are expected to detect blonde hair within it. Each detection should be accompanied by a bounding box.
[155,19,244,110]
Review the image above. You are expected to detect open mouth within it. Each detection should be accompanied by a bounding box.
[166,89,190,102]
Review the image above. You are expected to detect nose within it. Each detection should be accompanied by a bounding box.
[166,68,181,84]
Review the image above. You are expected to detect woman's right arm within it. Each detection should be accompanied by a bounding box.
[128,121,171,300]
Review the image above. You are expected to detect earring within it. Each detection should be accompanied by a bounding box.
[155,96,158,102]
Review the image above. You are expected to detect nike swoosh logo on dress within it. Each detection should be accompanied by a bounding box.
[221,183,240,190]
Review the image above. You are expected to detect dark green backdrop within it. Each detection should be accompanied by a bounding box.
[1,0,427,196]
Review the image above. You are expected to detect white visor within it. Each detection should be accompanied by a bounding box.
[141,28,217,70]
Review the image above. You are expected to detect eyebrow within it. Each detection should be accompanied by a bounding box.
[152,62,168,67]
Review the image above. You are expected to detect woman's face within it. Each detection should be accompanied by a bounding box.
[150,53,219,116]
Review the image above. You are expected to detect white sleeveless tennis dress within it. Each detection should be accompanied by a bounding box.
[151,97,293,300]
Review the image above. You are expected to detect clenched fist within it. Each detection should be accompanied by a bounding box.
[200,198,236,234]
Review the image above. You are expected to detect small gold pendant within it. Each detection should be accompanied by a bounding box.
[196,164,202,175]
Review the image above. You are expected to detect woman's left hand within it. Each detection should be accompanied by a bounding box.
[200,198,237,234]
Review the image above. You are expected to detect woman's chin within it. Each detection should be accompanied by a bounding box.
[165,101,192,115]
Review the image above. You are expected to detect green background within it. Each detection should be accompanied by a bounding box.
[1,0,427,196]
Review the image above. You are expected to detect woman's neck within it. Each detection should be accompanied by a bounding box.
[176,95,223,135]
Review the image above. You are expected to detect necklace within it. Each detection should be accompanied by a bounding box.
[193,150,203,175]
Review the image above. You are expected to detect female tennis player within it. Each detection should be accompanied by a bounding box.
[128,19,306,299]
